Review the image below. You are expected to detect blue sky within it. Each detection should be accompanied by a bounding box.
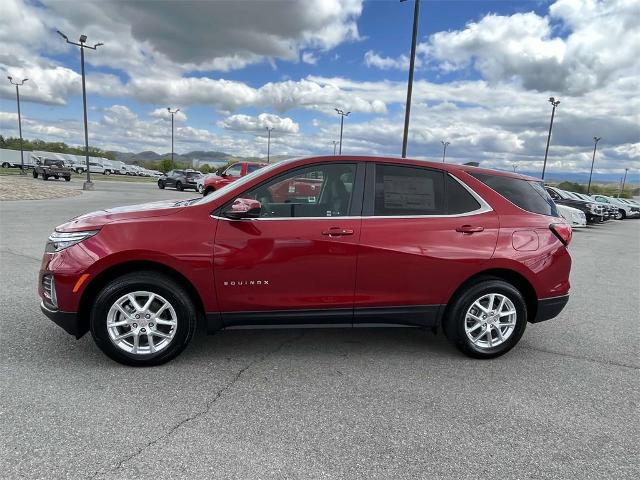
[1,0,638,177]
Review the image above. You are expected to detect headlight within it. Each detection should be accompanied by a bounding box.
[46,230,98,253]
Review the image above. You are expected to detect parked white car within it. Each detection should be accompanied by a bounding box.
[591,195,640,219]
[556,204,587,228]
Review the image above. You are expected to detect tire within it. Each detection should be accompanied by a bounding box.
[90,271,197,366]
[1,162,10,168]
[33,170,38,179]
[158,181,165,189]
[176,181,184,191]
[203,187,214,196]
[104,170,111,176]
[64,176,71,182]
[42,173,49,181]
[619,210,626,220]
[443,276,527,359]
[54,175,59,180]
[197,184,204,194]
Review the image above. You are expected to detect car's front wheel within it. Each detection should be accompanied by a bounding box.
[443,277,527,359]
[175,181,184,191]
[90,272,197,366]
[33,170,38,178]
[158,180,165,189]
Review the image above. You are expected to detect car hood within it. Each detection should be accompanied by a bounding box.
[56,200,186,232]
[205,174,224,183]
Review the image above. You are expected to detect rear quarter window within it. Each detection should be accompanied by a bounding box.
[470,173,559,217]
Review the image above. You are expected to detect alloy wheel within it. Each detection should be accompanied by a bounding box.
[106,291,178,355]
[464,293,517,349]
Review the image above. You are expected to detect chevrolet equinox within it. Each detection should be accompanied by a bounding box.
[39,156,572,366]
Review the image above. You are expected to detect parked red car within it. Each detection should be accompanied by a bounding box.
[39,156,572,365]
[201,161,268,195]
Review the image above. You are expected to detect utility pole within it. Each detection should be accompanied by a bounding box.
[441,140,450,163]
[167,108,180,164]
[512,163,518,172]
[7,77,28,174]
[57,30,103,190]
[620,168,629,197]
[542,97,560,180]
[335,109,350,155]
[401,0,420,158]
[587,136,601,195]
[332,141,338,156]
[265,127,274,163]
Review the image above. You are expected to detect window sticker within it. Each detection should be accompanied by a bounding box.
[383,175,435,210]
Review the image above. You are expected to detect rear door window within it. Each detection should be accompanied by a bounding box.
[471,173,559,217]
[373,164,444,216]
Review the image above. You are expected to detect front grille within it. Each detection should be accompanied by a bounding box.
[42,274,58,309]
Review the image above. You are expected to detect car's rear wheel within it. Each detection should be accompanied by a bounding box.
[104,170,111,176]
[64,176,71,182]
[1,162,10,168]
[203,187,214,196]
[443,277,527,359]
[176,181,184,191]
[33,170,38,178]
[42,173,48,180]
[90,272,197,366]
[619,210,626,220]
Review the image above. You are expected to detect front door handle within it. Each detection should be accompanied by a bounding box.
[322,227,354,237]
[456,225,484,234]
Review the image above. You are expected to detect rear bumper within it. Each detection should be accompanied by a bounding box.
[40,302,84,338]
[532,294,569,323]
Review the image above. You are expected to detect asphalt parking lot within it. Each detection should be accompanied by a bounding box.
[1,180,639,480]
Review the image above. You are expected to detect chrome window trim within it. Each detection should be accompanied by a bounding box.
[212,173,492,221]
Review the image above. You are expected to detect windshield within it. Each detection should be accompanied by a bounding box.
[192,159,296,206]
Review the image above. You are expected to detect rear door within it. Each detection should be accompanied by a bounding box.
[354,162,499,325]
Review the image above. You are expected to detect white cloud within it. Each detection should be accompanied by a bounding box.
[302,52,319,65]
[39,0,362,74]
[364,50,413,70]
[423,0,640,94]
[218,113,300,135]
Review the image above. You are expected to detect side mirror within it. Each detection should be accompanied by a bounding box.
[223,198,262,219]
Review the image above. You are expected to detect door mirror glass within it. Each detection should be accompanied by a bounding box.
[223,198,262,219]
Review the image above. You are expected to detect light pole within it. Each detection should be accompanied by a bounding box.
[167,107,180,164]
[512,163,518,172]
[332,140,338,156]
[441,140,450,163]
[7,76,28,174]
[57,30,103,190]
[619,168,629,197]
[335,108,350,155]
[265,127,274,163]
[587,136,601,195]
[401,0,420,158]
[542,96,560,180]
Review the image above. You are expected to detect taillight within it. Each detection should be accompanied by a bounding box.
[550,223,572,246]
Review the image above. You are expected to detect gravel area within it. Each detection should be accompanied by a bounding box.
[0,175,82,201]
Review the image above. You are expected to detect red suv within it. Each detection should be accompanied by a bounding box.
[39,156,572,365]
[202,161,268,195]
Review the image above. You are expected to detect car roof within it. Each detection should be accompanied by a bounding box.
[280,155,541,182]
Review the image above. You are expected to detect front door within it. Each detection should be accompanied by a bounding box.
[213,162,364,325]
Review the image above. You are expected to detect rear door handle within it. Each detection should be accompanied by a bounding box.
[456,225,484,233]
[322,227,354,237]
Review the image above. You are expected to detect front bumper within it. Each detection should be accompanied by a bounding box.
[531,294,569,323]
[40,302,84,338]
